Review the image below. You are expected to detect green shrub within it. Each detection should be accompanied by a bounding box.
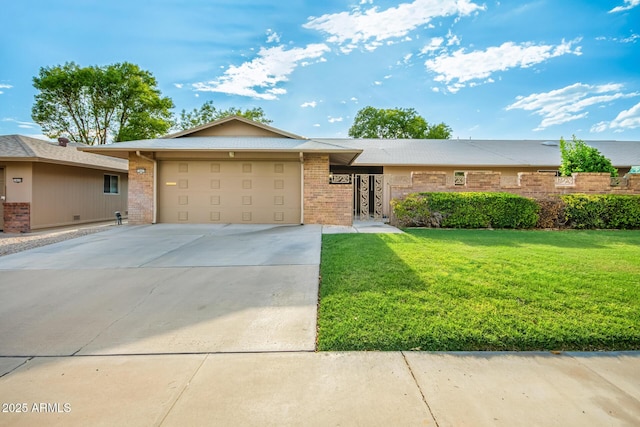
[392,192,539,229]
[562,194,640,229]
[390,193,430,227]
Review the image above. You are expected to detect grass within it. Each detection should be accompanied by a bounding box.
[317,229,640,351]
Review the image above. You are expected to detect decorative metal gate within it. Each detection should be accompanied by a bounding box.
[354,174,385,221]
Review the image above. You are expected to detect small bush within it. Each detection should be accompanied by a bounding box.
[392,192,539,229]
[562,194,640,229]
[536,198,567,229]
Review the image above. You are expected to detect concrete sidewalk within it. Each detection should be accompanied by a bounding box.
[1,351,638,426]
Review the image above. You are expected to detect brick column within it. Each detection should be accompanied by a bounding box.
[303,154,353,226]
[3,202,31,233]
[128,154,155,224]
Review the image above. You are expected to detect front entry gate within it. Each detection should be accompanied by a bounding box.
[354,174,386,221]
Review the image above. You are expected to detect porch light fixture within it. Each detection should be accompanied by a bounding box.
[136,167,146,174]
[229,151,235,158]
[12,177,23,183]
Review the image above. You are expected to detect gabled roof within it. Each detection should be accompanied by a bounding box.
[164,115,306,139]
[0,135,128,172]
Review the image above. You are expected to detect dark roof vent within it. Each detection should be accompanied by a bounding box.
[58,137,69,147]
[541,141,559,146]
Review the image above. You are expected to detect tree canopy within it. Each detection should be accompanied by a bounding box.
[559,135,618,177]
[348,106,452,139]
[32,62,174,145]
[176,102,272,130]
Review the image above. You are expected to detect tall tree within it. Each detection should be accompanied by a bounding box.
[559,135,618,177]
[348,106,452,139]
[177,102,272,130]
[32,62,173,145]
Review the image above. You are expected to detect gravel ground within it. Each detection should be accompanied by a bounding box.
[0,223,117,257]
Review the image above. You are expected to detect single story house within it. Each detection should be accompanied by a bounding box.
[1,135,128,233]
[79,116,640,226]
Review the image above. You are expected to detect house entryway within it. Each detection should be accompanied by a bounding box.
[353,174,388,221]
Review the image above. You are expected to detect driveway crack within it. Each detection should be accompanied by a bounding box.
[0,356,34,378]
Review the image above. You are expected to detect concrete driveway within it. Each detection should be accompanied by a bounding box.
[0,224,321,356]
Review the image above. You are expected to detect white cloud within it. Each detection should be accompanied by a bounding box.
[609,0,640,13]
[174,83,184,89]
[2,118,36,129]
[266,29,281,43]
[425,39,582,91]
[421,37,444,54]
[193,43,330,100]
[328,116,343,123]
[506,83,640,131]
[591,102,640,132]
[304,0,485,53]
[373,81,382,86]
[301,101,317,108]
[0,83,13,94]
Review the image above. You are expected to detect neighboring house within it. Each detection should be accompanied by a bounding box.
[79,116,640,226]
[0,135,128,233]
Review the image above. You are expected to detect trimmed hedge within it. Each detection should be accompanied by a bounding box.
[561,194,640,229]
[392,192,640,229]
[392,192,539,229]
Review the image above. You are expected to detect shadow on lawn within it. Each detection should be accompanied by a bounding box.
[402,228,640,249]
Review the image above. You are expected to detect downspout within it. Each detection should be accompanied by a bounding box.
[136,151,157,224]
[300,152,304,225]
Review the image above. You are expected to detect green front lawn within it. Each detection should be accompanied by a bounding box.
[318,229,640,351]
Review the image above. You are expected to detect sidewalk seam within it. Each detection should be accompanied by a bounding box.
[401,352,441,427]
[157,353,209,427]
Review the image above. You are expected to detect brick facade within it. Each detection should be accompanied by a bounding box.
[128,154,155,225]
[391,171,640,201]
[303,154,353,226]
[3,202,31,233]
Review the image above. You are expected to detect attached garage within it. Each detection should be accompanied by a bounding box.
[78,116,362,226]
[158,159,301,224]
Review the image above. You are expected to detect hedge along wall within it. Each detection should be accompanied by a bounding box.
[392,192,640,229]
[392,192,539,229]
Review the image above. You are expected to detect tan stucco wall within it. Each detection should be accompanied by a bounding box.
[182,121,287,138]
[4,162,33,203]
[31,162,128,229]
[382,166,552,177]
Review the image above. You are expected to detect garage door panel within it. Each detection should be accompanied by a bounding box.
[159,160,300,224]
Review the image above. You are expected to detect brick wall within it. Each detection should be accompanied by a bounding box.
[128,154,155,224]
[391,171,640,202]
[303,154,353,226]
[3,202,31,233]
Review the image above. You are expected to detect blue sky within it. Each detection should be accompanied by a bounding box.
[1,0,639,140]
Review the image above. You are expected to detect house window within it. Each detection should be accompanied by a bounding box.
[454,171,466,186]
[104,175,119,194]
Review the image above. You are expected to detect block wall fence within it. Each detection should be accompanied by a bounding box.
[390,171,640,202]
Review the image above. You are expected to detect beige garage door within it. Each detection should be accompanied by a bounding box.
[158,160,301,224]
